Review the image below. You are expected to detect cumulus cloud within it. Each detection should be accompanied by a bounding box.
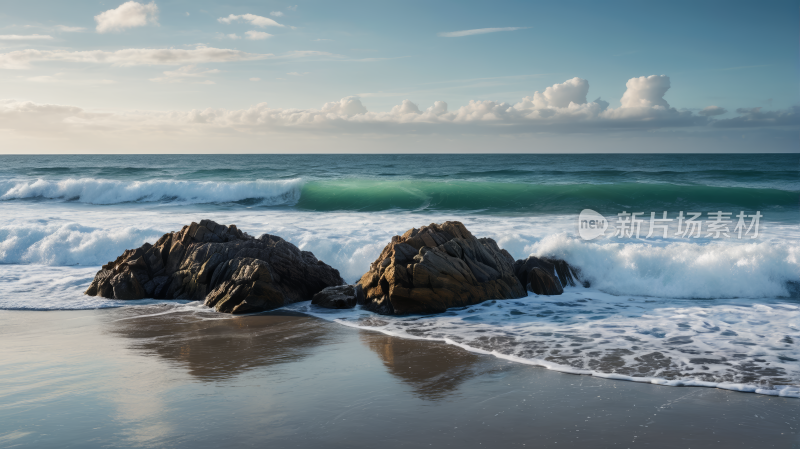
[320,97,369,116]
[218,14,284,27]
[0,34,53,40]
[698,105,727,116]
[0,46,272,69]
[270,11,284,17]
[439,27,528,37]
[245,30,272,40]
[95,1,159,33]
[619,75,670,108]
[514,77,589,109]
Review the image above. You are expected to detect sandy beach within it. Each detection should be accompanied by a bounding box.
[1,305,797,448]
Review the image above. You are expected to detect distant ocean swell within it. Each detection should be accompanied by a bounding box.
[1,178,796,212]
[1,222,798,300]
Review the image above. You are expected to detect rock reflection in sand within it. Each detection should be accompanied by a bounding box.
[360,331,500,400]
[104,304,336,381]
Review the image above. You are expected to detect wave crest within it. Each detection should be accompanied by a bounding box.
[0,178,303,205]
[531,234,800,298]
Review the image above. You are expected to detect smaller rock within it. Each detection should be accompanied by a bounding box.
[513,256,584,295]
[311,284,364,309]
[528,267,564,295]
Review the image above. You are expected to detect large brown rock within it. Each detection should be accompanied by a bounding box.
[85,220,345,314]
[357,221,526,315]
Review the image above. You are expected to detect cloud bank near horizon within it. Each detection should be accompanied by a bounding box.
[1,75,796,144]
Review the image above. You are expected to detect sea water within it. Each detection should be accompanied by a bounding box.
[1,154,798,396]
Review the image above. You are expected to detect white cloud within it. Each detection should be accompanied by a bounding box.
[218,14,284,28]
[245,30,272,40]
[0,34,53,40]
[514,77,589,109]
[287,5,298,11]
[320,96,368,116]
[218,33,241,39]
[249,77,261,82]
[699,105,727,116]
[619,74,670,109]
[1,76,793,147]
[55,26,86,32]
[287,71,310,76]
[270,11,284,17]
[95,1,159,33]
[149,64,220,83]
[0,46,272,69]
[438,27,527,38]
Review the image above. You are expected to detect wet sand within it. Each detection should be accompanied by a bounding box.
[1,305,798,448]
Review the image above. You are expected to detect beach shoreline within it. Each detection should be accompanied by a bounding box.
[1,306,798,448]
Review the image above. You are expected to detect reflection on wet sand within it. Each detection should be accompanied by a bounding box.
[105,305,339,381]
[360,331,501,400]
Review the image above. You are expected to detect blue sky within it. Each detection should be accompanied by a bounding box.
[0,0,797,153]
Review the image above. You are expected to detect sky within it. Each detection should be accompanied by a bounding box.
[0,0,798,153]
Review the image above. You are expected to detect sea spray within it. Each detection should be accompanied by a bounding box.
[530,234,800,298]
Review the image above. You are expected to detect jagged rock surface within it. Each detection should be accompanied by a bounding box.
[311,284,364,309]
[357,221,526,315]
[512,256,582,295]
[85,220,345,314]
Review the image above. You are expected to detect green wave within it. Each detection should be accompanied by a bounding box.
[295,180,798,213]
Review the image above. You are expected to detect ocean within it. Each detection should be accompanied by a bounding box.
[1,153,798,397]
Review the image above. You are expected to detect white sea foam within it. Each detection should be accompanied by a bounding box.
[1,207,798,297]
[0,178,303,205]
[530,234,800,299]
[0,223,164,265]
[0,265,192,310]
[291,289,800,398]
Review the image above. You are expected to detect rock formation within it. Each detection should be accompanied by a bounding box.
[311,284,365,309]
[512,256,582,295]
[85,220,345,314]
[357,221,527,315]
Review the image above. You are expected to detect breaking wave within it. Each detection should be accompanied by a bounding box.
[0,178,303,205]
[1,178,796,213]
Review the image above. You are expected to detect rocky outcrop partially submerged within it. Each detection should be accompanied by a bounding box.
[356,221,527,315]
[513,256,582,296]
[85,220,345,313]
[353,221,585,315]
